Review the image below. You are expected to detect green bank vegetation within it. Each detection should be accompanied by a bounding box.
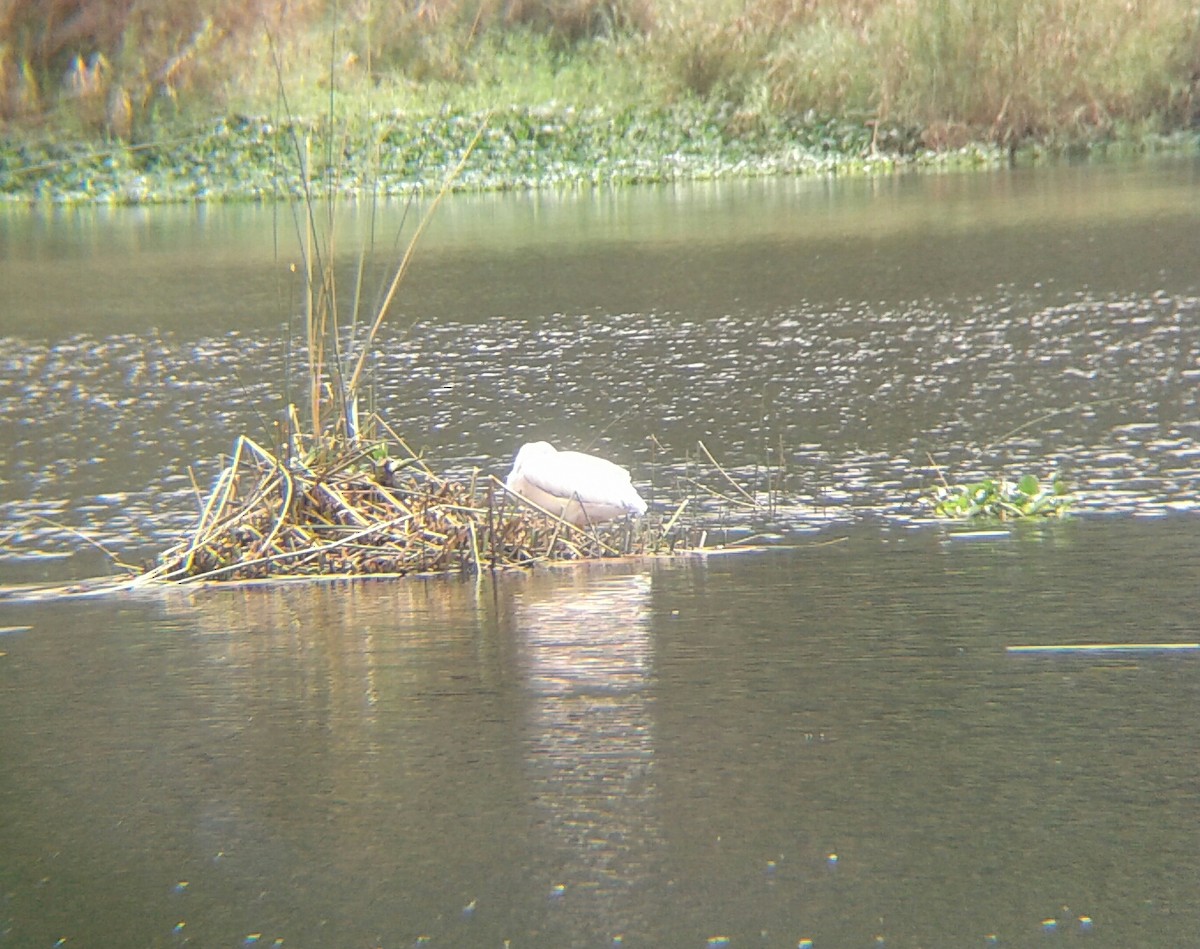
[2,0,1198,201]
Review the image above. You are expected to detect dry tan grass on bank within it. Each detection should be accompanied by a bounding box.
[653,0,1200,146]
[0,0,306,130]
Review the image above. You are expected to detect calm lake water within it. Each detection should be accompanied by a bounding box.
[2,157,1199,946]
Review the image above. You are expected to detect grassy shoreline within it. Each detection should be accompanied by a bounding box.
[0,103,972,205]
[3,0,1198,204]
[5,101,1198,206]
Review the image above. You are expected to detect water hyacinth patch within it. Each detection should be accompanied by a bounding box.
[0,102,994,206]
[928,474,1074,520]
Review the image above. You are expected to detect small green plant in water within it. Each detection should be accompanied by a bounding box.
[929,474,1075,520]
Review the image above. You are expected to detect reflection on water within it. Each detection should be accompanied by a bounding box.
[1,521,1198,946]
[515,572,659,944]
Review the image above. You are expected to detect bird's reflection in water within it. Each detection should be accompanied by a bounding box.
[515,571,660,943]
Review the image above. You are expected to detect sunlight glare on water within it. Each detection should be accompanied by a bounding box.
[2,161,1199,569]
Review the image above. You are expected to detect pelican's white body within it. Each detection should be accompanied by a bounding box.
[505,441,648,526]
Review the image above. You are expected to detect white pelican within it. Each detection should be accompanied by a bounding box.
[505,441,648,526]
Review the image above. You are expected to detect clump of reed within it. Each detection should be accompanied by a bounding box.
[132,29,707,585]
[143,425,688,584]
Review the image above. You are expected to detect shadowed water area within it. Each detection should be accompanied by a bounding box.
[1,158,1199,946]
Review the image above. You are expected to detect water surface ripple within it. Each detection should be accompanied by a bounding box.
[1,160,1198,568]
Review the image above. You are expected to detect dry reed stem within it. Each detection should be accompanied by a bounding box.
[697,439,758,506]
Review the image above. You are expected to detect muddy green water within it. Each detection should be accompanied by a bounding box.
[1,158,1199,946]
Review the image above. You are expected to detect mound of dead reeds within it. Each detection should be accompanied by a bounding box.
[142,425,691,584]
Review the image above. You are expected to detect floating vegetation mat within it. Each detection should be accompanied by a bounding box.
[141,434,697,585]
[927,473,1075,520]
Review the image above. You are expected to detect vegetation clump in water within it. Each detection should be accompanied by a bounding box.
[143,427,687,584]
[928,473,1075,520]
